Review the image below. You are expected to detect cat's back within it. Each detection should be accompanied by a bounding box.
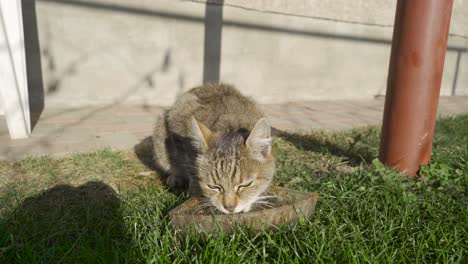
[166,84,264,136]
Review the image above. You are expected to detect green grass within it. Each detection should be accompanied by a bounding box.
[1,114,467,263]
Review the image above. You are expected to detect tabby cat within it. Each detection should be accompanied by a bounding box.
[152,84,275,213]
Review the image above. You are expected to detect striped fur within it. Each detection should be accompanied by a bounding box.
[152,84,275,213]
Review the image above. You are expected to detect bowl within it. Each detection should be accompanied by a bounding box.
[169,186,319,233]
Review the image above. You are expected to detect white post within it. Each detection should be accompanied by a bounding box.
[0,92,4,115]
[0,0,30,139]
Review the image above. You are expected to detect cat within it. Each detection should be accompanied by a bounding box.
[152,83,275,214]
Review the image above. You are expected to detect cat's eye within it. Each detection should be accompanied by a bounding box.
[207,184,223,192]
[237,181,253,191]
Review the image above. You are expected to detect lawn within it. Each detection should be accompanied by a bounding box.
[0,114,467,263]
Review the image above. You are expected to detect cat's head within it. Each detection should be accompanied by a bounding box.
[190,117,275,214]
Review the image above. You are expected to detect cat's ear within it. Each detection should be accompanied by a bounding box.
[190,116,212,151]
[246,118,272,161]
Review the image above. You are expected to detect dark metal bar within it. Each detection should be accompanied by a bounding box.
[203,0,224,84]
[379,0,454,177]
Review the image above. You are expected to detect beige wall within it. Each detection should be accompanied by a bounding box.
[32,0,468,108]
[194,0,468,37]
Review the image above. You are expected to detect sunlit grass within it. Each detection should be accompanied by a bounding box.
[1,115,466,263]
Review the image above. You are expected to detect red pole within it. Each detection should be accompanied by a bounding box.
[379,0,454,178]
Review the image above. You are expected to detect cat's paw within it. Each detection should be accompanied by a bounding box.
[166,174,188,189]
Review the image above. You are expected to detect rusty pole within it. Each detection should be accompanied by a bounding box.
[379,0,454,177]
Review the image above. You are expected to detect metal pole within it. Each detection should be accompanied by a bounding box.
[379,0,454,177]
[203,0,224,84]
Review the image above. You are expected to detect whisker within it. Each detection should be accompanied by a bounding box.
[194,205,215,214]
[192,199,214,213]
[195,204,211,210]
[254,201,274,206]
[252,203,275,210]
[200,199,211,205]
[257,195,277,198]
[211,207,223,215]
[197,201,212,207]
[256,195,277,201]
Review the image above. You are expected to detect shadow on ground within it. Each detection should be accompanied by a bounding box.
[274,127,379,166]
[0,181,130,262]
[133,136,185,194]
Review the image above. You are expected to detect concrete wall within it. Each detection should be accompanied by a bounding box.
[28,0,468,108]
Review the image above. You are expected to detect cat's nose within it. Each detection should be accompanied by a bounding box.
[224,204,236,212]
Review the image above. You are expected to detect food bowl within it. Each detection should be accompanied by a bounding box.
[169,186,319,233]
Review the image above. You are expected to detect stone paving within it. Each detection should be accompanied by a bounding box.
[1,96,467,159]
